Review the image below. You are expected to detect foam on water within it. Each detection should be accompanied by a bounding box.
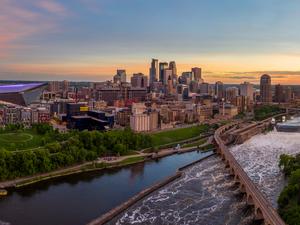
[0,220,10,225]
[230,126,300,208]
[110,155,254,225]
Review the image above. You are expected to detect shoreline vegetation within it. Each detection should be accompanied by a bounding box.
[0,123,212,190]
[254,105,283,121]
[1,144,214,190]
[278,154,300,224]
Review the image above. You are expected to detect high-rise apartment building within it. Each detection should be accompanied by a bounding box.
[240,82,254,101]
[260,74,272,103]
[131,73,148,88]
[275,84,292,103]
[149,59,159,84]
[62,80,69,92]
[113,69,126,83]
[49,81,60,92]
[199,82,209,94]
[226,87,239,103]
[285,86,292,103]
[192,67,202,82]
[275,84,284,103]
[180,72,193,85]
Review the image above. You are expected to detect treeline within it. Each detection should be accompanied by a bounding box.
[278,154,300,224]
[254,105,282,121]
[0,125,152,181]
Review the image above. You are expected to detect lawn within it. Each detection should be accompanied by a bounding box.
[150,124,210,147]
[0,130,43,151]
[182,138,207,148]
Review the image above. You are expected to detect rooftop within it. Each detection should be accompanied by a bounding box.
[0,83,46,94]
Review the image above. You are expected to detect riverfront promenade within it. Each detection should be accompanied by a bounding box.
[214,122,286,225]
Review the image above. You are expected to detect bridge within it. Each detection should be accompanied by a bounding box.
[214,122,286,225]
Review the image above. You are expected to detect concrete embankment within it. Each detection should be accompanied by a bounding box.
[87,152,216,225]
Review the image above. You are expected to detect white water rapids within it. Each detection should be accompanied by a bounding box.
[230,128,300,207]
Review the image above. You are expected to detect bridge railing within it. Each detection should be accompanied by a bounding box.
[214,123,286,225]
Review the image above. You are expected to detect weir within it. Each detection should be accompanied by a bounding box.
[214,122,286,225]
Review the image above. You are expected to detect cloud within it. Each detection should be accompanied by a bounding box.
[227,71,300,76]
[36,0,67,15]
[227,76,256,80]
[0,0,66,58]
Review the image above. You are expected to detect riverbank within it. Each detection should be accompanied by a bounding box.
[0,137,214,190]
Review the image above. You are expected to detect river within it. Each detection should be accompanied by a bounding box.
[110,155,257,225]
[0,150,212,225]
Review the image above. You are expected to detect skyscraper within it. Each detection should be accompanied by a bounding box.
[285,86,292,103]
[275,84,284,103]
[149,59,159,84]
[163,69,173,85]
[169,61,177,77]
[260,74,272,103]
[240,82,254,101]
[215,81,224,100]
[159,62,168,83]
[131,73,148,88]
[167,75,173,94]
[62,80,69,92]
[226,87,239,103]
[169,61,177,85]
[192,67,202,82]
[180,72,193,85]
[113,69,127,83]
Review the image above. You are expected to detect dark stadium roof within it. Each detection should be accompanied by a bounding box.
[0,83,46,94]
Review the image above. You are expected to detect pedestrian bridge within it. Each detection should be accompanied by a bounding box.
[214,123,286,225]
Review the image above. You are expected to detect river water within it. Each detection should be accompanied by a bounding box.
[230,125,300,208]
[0,150,212,225]
[110,155,257,225]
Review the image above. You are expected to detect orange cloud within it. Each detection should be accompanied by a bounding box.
[2,61,300,84]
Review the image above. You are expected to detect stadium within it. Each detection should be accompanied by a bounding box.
[0,83,47,106]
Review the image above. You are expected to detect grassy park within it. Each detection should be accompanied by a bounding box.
[150,124,210,147]
[0,131,43,151]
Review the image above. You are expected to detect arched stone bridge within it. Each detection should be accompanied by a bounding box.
[214,122,286,225]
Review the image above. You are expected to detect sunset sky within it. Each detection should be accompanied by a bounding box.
[1,0,300,84]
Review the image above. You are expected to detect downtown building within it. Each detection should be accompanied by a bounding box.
[129,103,159,132]
[0,100,51,127]
[260,74,272,103]
[94,83,147,106]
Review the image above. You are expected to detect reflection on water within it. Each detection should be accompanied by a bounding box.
[0,150,212,225]
[230,118,300,208]
[110,155,258,225]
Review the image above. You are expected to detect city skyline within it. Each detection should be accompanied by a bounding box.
[2,0,300,84]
